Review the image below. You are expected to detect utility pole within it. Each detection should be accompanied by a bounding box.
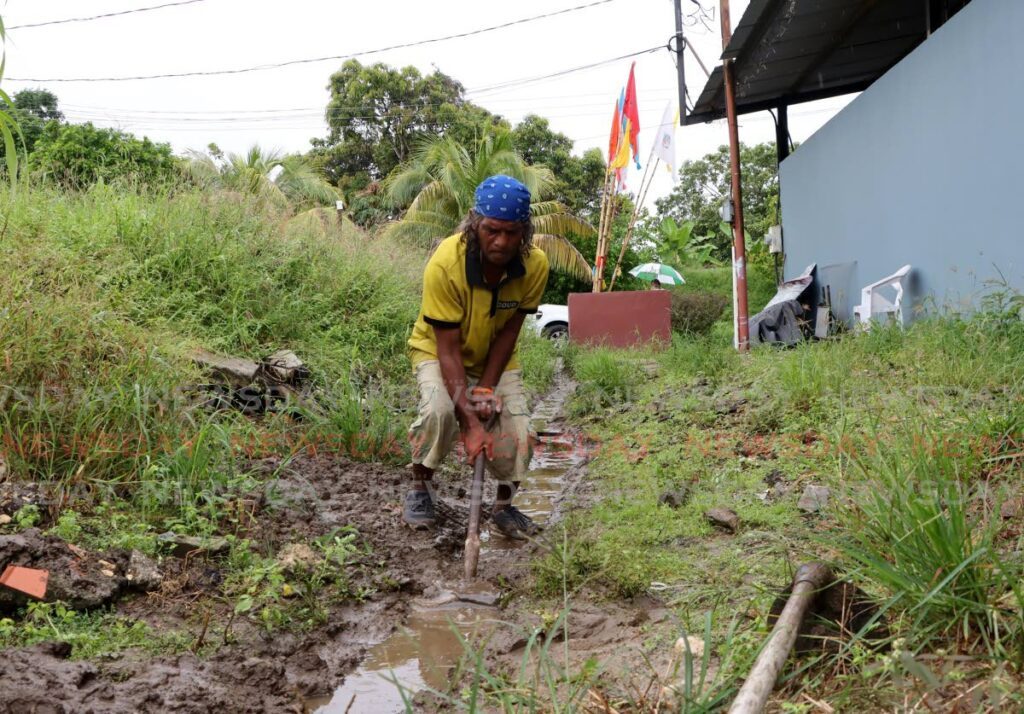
[720,0,750,352]
[674,0,687,122]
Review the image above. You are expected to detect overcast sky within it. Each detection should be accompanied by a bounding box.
[3,0,853,207]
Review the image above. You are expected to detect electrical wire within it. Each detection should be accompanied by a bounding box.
[58,89,676,120]
[9,0,620,82]
[467,46,663,96]
[8,0,209,30]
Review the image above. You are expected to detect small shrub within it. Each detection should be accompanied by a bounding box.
[670,291,729,335]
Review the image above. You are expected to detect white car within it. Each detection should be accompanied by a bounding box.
[531,303,569,339]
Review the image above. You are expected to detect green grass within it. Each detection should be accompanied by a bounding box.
[563,345,642,418]
[518,328,559,397]
[0,182,422,516]
[546,305,1024,706]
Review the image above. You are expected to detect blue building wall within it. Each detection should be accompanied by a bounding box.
[779,0,1024,323]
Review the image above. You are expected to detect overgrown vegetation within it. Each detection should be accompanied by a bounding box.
[32,122,179,188]
[0,182,421,522]
[532,298,1024,708]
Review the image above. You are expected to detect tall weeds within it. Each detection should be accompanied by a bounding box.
[0,182,421,518]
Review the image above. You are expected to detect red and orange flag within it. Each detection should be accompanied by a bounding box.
[607,63,641,188]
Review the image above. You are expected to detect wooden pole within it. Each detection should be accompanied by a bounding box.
[720,0,751,352]
[608,156,660,292]
[728,563,833,714]
[593,165,615,292]
[463,450,486,579]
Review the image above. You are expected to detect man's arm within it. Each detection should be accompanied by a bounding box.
[434,325,493,461]
[476,312,528,389]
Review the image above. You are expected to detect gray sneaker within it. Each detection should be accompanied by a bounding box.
[403,489,435,530]
[508,506,541,537]
[490,506,537,540]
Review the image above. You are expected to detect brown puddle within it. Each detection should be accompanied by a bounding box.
[308,376,582,714]
[304,604,484,713]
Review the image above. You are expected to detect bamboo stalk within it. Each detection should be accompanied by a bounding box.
[593,165,615,292]
[727,562,833,714]
[606,155,655,288]
[599,189,621,290]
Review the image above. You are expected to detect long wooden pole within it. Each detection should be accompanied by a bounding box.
[608,156,660,292]
[463,449,486,579]
[721,0,750,352]
[728,563,833,714]
[593,165,615,292]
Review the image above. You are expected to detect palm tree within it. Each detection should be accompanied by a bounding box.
[383,131,594,282]
[186,145,339,209]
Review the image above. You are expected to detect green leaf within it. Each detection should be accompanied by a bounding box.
[533,234,592,283]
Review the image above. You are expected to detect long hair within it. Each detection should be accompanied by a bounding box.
[458,210,534,259]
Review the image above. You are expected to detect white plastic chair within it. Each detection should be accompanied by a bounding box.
[852,264,912,329]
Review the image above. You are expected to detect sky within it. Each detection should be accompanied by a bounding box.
[3,0,854,208]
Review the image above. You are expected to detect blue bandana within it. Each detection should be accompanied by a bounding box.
[474,175,531,222]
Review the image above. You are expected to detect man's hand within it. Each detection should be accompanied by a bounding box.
[462,421,495,464]
[468,386,503,421]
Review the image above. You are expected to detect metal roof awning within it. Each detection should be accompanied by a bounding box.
[683,0,971,125]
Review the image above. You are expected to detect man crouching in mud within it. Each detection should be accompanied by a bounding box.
[404,174,549,540]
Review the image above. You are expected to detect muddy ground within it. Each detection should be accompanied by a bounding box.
[0,375,689,713]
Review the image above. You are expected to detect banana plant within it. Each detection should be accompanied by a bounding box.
[656,217,723,268]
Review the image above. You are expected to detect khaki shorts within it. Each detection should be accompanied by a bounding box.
[408,360,535,482]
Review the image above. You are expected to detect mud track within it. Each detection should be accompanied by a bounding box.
[1,370,675,713]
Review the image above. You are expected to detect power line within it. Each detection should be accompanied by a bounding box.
[59,89,676,117]
[8,0,209,30]
[467,46,664,96]
[60,94,677,125]
[9,0,620,82]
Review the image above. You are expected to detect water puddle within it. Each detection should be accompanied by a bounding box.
[307,605,482,713]
[308,375,582,714]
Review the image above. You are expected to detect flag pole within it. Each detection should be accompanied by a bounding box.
[593,164,615,292]
[609,101,677,291]
[608,151,659,292]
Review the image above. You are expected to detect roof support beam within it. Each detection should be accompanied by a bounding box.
[776,104,790,164]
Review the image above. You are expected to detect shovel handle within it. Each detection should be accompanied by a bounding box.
[464,414,497,579]
[464,453,486,578]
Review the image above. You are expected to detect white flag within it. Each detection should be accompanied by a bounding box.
[653,101,678,183]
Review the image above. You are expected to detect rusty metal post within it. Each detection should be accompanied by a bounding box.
[720,0,751,352]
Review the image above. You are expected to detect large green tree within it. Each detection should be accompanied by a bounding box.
[0,18,17,180]
[510,115,606,219]
[0,88,64,159]
[384,129,593,282]
[655,143,780,259]
[311,60,506,189]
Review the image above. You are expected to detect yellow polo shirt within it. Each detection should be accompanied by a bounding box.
[409,234,549,377]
